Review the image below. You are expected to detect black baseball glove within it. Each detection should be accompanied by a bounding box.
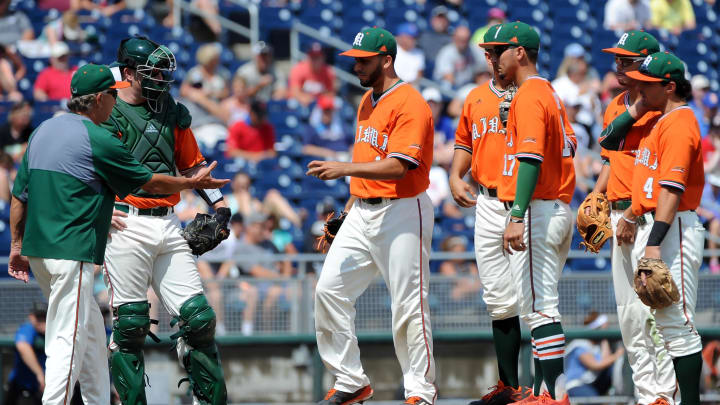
[182,207,231,256]
[315,211,347,253]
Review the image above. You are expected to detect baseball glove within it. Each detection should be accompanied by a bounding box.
[576,192,613,253]
[634,257,681,309]
[315,211,347,253]
[182,207,231,256]
[499,85,517,127]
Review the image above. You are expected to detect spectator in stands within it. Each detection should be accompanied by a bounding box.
[650,0,696,34]
[226,100,277,162]
[422,87,455,168]
[75,0,126,17]
[306,199,335,253]
[434,25,486,90]
[699,121,720,273]
[0,100,33,162]
[394,23,425,85]
[175,189,208,223]
[235,41,286,103]
[43,10,87,46]
[224,171,303,228]
[552,54,602,138]
[180,42,231,149]
[188,0,221,42]
[0,0,34,47]
[565,95,599,194]
[565,312,625,397]
[447,66,491,118]
[600,71,623,108]
[219,75,250,127]
[301,94,353,160]
[604,0,652,30]
[4,302,47,405]
[288,42,335,106]
[438,236,480,301]
[0,152,14,204]
[33,42,77,101]
[470,8,507,46]
[0,45,23,101]
[690,74,713,137]
[197,213,259,336]
[418,5,452,62]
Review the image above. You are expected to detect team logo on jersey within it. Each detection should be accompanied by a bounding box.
[356,125,388,151]
[146,123,159,134]
[635,147,658,169]
[671,166,686,173]
[353,33,364,47]
[473,117,500,140]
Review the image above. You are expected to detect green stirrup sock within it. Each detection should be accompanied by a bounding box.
[532,323,565,399]
[673,352,702,405]
[492,316,521,387]
[532,340,543,396]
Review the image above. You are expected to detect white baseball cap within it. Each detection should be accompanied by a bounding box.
[50,42,70,58]
[691,74,710,90]
[422,87,442,103]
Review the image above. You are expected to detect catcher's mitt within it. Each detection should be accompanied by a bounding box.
[315,211,347,253]
[576,192,613,253]
[182,207,231,256]
[634,257,680,309]
[499,85,517,127]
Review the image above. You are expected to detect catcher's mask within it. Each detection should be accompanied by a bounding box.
[117,36,176,113]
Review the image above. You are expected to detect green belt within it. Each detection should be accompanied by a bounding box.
[610,199,631,211]
[114,204,172,217]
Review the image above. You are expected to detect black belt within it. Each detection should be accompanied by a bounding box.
[361,197,398,205]
[478,184,498,198]
[115,204,173,217]
[610,199,631,211]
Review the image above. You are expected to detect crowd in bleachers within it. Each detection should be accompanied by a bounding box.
[2,0,720,326]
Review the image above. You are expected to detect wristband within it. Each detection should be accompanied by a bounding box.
[647,220,671,247]
[509,217,524,223]
[621,215,636,224]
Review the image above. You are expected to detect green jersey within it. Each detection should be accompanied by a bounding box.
[13,113,153,264]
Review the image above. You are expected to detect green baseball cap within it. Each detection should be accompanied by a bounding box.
[602,30,660,57]
[478,21,540,50]
[70,63,130,97]
[626,51,686,83]
[340,27,397,58]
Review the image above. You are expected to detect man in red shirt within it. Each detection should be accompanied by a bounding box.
[33,42,77,101]
[226,100,276,161]
[288,42,336,106]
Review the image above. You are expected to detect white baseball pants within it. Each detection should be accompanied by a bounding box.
[509,200,573,331]
[474,189,518,320]
[29,258,110,405]
[610,210,676,404]
[315,193,436,403]
[103,212,204,316]
[632,210,705,359]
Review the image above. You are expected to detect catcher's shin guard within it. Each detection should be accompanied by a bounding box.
[171,294,227,405]
[111,302,154,405]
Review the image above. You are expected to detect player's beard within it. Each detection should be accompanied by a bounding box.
[360,61,384,87]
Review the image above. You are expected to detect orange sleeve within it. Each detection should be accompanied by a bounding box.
[453,96,473,153]
[174,127,205,172]
[386,106,433,169]
[514,90,546,162]
[657,114,697,192]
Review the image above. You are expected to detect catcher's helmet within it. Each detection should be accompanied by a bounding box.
[116,36,176,112]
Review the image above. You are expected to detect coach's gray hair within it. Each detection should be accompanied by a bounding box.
[67,93,98,113]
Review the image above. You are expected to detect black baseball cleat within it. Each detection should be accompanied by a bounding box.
[468,381,521,405]
[318,386,374,405]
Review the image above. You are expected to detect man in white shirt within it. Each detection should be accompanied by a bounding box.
[604,0,652,30]
[394,23,425,84]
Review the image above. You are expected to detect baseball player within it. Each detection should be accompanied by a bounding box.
[449,26,521,401]
[592,31,676,405]
[479,22,575,403]
[306,28,436,405]
[601,51,705,405]
[7,63,227,405]
[100,37,230,405]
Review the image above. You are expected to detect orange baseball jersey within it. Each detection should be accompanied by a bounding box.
[454,79,508,189]
[349,81,434,199]
[631,106,704,215]
[600,91,662,202]
[498,77,576,204]
[116,127,205,208]
[558,155,577,204]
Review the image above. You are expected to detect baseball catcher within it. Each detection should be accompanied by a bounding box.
[634,258,680,309]
[576,191,613,253]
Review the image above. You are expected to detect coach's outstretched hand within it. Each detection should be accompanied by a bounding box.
[190,161,230,189]
[8,244,29,283]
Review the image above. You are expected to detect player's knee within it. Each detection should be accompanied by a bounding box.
[177,294,217,349]
[113,301,151,352]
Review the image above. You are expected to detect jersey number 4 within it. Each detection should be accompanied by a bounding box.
[643,177,654,199]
